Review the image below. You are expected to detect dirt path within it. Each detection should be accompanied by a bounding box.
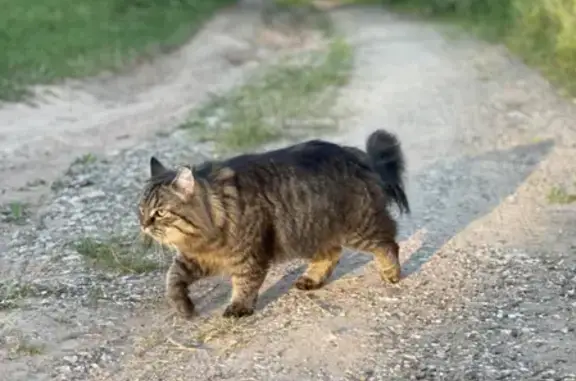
[2,4,576,381]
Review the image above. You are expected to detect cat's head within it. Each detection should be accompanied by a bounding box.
[138,156,213,249]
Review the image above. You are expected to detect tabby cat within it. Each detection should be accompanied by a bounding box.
[138,129,410,319]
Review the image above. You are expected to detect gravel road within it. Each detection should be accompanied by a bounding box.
[1,4,575,381]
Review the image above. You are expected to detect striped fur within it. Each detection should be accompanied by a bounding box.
[138,129,409,319]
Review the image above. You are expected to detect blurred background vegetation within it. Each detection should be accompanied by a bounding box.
[1,0,575,101]
[0,0,234,101]
[293,0,576,97]
[381,0,576,97]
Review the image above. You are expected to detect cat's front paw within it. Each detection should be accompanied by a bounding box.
[380,264,402,284]
[294,275,323,290]
[170,296,197,320]
[222,303,254,319]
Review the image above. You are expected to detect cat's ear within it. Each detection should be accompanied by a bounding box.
[175,166,195,196]
[150,156,167,177]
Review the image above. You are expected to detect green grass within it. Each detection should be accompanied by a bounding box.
[380,0,576,97]
[1,202,28,225]
[0,0,234,102]
[74,235,164,274]
[181,37,353,153]
[1,328,46,358]
[72,153,98,166]
[0,280,75,310]
[8,202,27,223]
[0,281,37,310]
[6,334,46,358]
[12,340,45,356]
[14,342,45,356]
[548,186,576,205]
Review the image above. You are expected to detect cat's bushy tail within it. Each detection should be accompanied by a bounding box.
[365,129,410,214]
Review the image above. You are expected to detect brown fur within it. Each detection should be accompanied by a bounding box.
[138,129,409,319]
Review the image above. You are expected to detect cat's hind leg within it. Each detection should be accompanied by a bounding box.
[346,212,401,284]
[294,245,342,290]
[347,237,401,283]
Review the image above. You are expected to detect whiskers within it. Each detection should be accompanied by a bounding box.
[133,231,154,250]
[150,239,175,265]
[126,230,174,271]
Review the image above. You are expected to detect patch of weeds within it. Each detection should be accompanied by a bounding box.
[1,202,29,225]
[181,38,353,153]
[73,234,165,274]
[73,153,98,166]
[9,202,25,220]
[0,281,37,310]
[548,186,576,205]
[64,153,99,178]
[0,79,30,103]
[4,331,46,358]
[0,281,67,309]
[50,179,66,192]
[11,339,45,357]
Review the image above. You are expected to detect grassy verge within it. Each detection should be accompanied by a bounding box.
[548,185,576,205]
[73,234,165,274]
[380,0,576,97]
[180,37,353,153]
[0,0,234,102]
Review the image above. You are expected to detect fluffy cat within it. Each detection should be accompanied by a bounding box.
[138,129,410,319]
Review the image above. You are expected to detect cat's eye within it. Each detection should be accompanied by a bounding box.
[155,209,167,218]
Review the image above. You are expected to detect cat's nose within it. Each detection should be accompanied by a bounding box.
[140,223,153,236]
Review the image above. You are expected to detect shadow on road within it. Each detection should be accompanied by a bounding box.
[332,138,555,282]
[398,139,554,276]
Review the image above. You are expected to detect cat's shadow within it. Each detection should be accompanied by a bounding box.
[194,140,554,315]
